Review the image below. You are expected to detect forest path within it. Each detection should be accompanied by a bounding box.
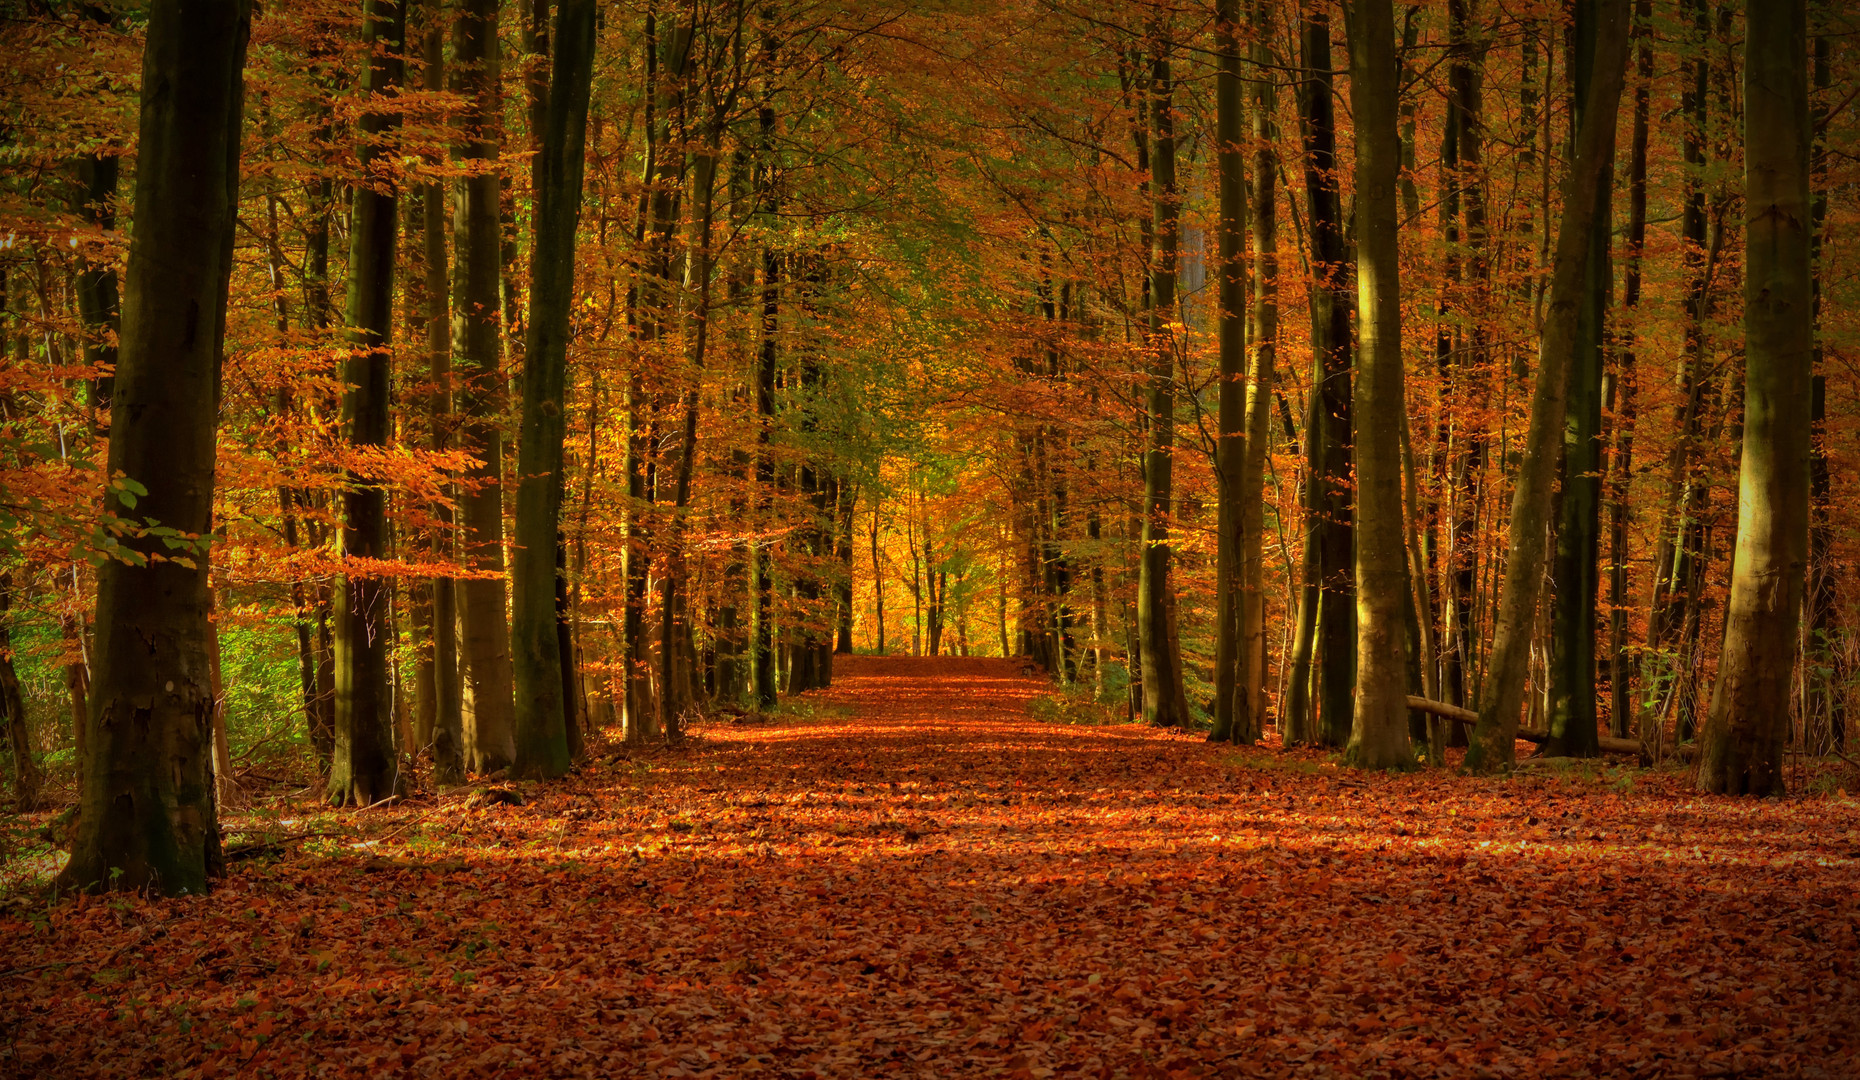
[7,656,1859,1078]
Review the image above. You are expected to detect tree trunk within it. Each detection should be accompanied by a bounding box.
[620,32,658,736]
[511,0,594,778]
[1806,28,1840,750]
[1285,11,1356,750]
[1605,0,1652,740]
[1344,0,1416,771]
[663,74,726,730]
[59,0,249,894]
[638,14,693,733]
[73,151,120,418]
[1698,0,1811,796]
[453,0,516,772]
[1547,0,1616,759]
[0,573,44,812]
[329,0,408,808]
[909,501,923,655]
[419,0,464,786]
[835,481,857,654]
[1137,17,1190,728]
[1209,0,1246,743]
[751,55,781,708]
[1466,0,1629,773]
[1640,0,1714,746]
[1440,0,1488,723]
[1235,0,1278,745]
[555,532,584,757]
[872,500,886,654]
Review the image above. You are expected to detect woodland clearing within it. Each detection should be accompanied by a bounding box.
[2,656,1856,1079]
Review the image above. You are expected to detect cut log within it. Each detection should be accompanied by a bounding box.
[1405,697,1644,757]
[1405,696,1478,725]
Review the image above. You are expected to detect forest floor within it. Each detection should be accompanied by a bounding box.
[2,655,1858,1079]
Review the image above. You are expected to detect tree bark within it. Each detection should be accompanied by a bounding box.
[1440,0,1488,722]
[1547,0,1616,759]
[751,41,781,708]
[1698,0,1812,796]
[1286,10,1354,750]
[329,0,409,808]
[0,573,44,812]
[419,0,464,786]
[1605,0,1652,740]
[1137,17,1190,728]
[1640,0,1714,746]
[1806,28,1839,750]
[1235,0,1278,745]
[1344,0,1416,771]
[453,0,516,772]
[1209,0,1245,743]
[73,152,120,419]
[59,0,249,894]
[872,500,886,654]
[1466,0,1629,773]
[511,0,595,779]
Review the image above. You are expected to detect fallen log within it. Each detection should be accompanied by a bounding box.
[1405,696,1645,757]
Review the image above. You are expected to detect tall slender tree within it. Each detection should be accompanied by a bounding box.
[1547,0,1615,758]
[1640,0,1715,743]
[329,0,410,807]
[58,0,251,893]
[453,0,516,771]
[1344,0,1415,770]
[1235,0,1278,745]
[511,0,597,778]
[751,26,782,710]
[1284,9,1355,749]
[1209,0,1246,743]
[1466,0,1630,773]
[1137,16,1190,728]
[1605,0,1653,739]
[1698,0,1812,796]
[1440,0,1488,717]
[418,0,464,785]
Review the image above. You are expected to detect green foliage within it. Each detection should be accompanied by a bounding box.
[215,622,310,770]
[1028,684,1118,726]
[1094,660,1130,707]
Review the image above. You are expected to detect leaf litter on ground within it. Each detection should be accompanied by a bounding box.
[2,655,1857,1079]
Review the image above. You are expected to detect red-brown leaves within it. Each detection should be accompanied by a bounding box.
[3,656,1857,1077]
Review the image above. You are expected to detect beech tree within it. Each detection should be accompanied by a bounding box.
[1283,8,1355,750]
[511,0,597,778]
[1547,0,1616,759]
[1136,16,1190,729]
[453,0,516,771]
[58,0,251,893]
[1698,0,1813,795]
[1209,0,1245,744]
[1467,0,1631,773]
[1344,0,1413,771]
[328,0,408,808]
